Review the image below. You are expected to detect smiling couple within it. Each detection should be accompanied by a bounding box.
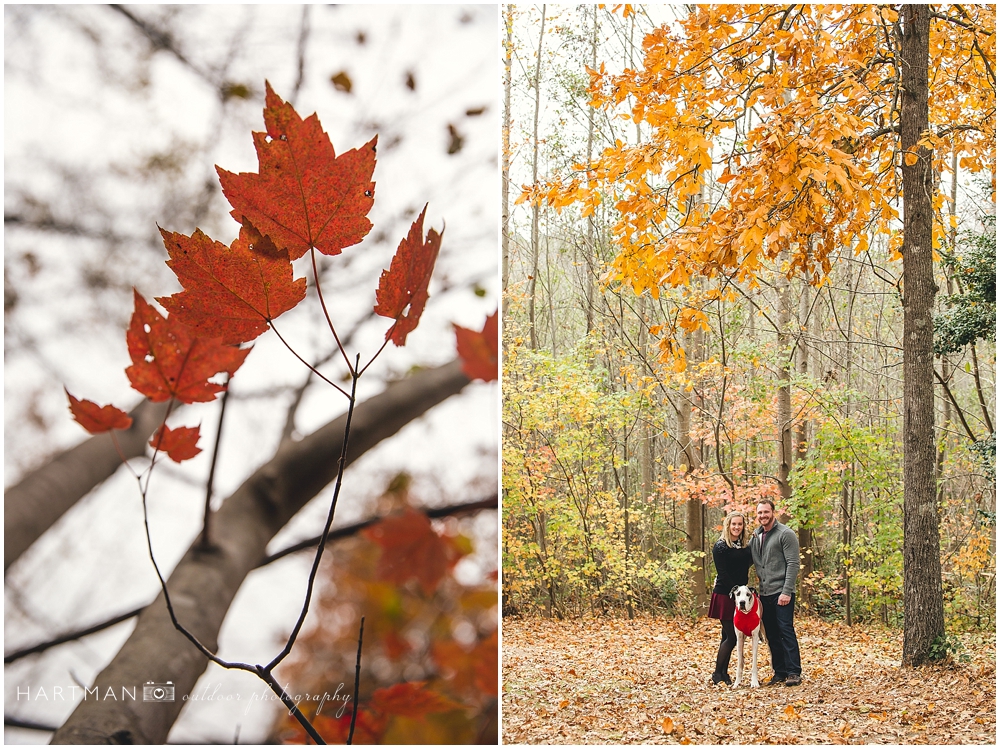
[708,499,803,687]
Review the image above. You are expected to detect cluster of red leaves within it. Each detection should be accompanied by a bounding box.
[66,80,497,462]
[276,495,498,745]
[503,616,995,745]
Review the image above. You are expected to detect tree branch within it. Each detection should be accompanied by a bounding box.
[4,495,497,665]
[5,398,172,570]
[934,367,980,443]
[49,361,470,745]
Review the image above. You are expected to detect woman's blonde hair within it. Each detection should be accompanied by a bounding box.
[721,511,748,548]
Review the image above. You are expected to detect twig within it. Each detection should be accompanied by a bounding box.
[200,379,230,549]
[270,322,351,398]
[3,496,497,663]
[3,606,145,663]
[348,616,365,745]
[267,357,360,672]
[311,247,354,374]
[255,665,326,745]
[262,495,499,566]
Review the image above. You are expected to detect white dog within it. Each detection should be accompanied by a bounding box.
[729,585,766,689]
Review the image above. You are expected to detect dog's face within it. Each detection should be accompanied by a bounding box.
[730,585,757,614]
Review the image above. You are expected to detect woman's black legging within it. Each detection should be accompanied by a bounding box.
[715,617,737,676]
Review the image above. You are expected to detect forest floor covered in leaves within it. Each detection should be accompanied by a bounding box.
[502,616,995,744]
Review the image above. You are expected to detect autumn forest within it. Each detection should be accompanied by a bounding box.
[502,6,994,740]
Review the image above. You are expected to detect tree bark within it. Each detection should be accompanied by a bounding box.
[583,4,598,334]
[50,361,470,744]
[502,4,513,319]
[898,4,945,666]
[683,322,707,614]
[795,281,813,609]
[776,269,793,506]
[527,4,546,350]
[5,398,172,570]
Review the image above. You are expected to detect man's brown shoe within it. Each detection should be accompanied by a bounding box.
[784,674,802,686]
[764,676,786,687]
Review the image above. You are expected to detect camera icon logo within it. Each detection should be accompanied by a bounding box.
[143,681,175,702]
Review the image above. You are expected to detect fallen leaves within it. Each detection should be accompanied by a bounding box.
[502,616,996,744]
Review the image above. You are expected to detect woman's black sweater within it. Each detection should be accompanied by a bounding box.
[712,538,753,595]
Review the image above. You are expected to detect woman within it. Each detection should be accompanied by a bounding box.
[708,511,754,685]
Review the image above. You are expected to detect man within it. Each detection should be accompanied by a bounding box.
[751,499,802,686]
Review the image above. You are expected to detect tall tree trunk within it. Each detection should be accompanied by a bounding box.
[583,4,598,334]
[637,296,655,556]
[936,148,958,505]
[683,321,707,614]
[501,5,513,319]
[840,260,858,627]
[795,280,813,609]
[527,4,546,350]
[899,4,944,667]
[545,229,558,356]
[776,269,793,507]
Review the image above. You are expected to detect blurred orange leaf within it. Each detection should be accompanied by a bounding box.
[370,681,462,719]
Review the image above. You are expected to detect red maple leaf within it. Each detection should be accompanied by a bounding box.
[373,205,442,346]
[217,81,376,260]
[66,390,132,434]
[454,310,498,382]
[149,424,202,462]
[126,291,250,403]
[362,508,463,595]
[157,223,307,345]
[369,681,462,719]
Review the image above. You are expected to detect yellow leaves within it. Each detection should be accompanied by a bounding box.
[887,233,903,262]
[658,337,688,373]
[661,716,675,734]
[904,151,919,167]
[678,307,709,333]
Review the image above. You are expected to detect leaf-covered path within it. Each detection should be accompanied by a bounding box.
[502,616,995,744]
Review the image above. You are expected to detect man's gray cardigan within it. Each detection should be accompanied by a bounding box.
[751,521,800,597]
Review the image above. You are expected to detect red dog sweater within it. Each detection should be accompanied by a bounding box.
[733,594,761,637]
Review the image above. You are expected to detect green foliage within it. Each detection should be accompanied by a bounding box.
[934,221,997,355]
[970,433,996,480]
[928,632,971,663]
[503,339,643,615]
[790,414,906,624]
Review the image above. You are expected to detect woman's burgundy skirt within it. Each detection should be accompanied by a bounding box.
[708,591,735,621]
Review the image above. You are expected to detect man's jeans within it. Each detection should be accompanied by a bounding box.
[760,592,801,678]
